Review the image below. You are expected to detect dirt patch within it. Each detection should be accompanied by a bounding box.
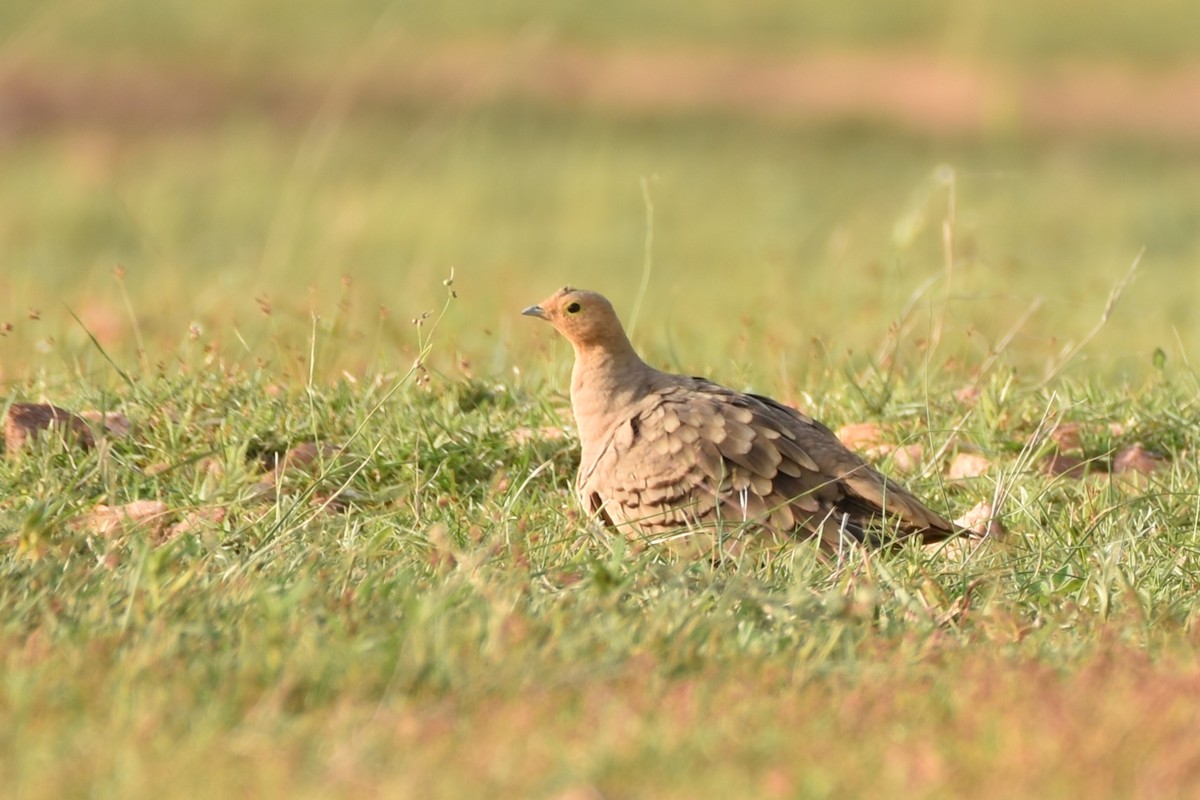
[3,42,1200,141]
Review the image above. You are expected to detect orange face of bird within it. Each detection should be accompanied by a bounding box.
[522,287,620,348]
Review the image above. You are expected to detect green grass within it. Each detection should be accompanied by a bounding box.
[2,114,1197,384]
[8,0,1200,65]
[5,3,1200,797]
[3,345,1200,797]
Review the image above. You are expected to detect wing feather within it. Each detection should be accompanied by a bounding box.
[577,377,956,549]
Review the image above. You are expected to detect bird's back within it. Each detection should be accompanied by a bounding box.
[577,374,956,553]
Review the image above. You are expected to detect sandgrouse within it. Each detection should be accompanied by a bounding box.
[524,287,959,554]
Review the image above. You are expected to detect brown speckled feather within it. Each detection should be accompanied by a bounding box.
[524,287,959,554]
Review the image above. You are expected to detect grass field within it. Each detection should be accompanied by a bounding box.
[3,2,1200,797]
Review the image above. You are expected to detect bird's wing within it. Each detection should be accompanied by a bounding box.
[579,380,955,547]
[736,387,956,539]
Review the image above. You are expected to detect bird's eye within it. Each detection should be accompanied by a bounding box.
[566,302,581,314]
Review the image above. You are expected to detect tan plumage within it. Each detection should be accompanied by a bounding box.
[524,287,960,555]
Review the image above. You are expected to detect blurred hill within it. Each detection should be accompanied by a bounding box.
[4,0,1200,142]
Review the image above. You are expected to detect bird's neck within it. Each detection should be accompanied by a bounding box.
[570,339,652,444]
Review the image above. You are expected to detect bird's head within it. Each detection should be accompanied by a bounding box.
[522,287,629,350]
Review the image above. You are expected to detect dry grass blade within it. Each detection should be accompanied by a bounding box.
[1042,250,1143,383]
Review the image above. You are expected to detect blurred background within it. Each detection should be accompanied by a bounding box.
[1,0,1197,383]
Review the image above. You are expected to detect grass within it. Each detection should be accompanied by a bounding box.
[2,114,1197,384]
[3,344,1200,797]
[5,3,1200,797]
[8,0,1200,64]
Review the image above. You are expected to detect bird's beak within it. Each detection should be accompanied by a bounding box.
[521,304,547,320]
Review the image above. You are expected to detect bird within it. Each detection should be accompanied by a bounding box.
[523,286,959,556]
